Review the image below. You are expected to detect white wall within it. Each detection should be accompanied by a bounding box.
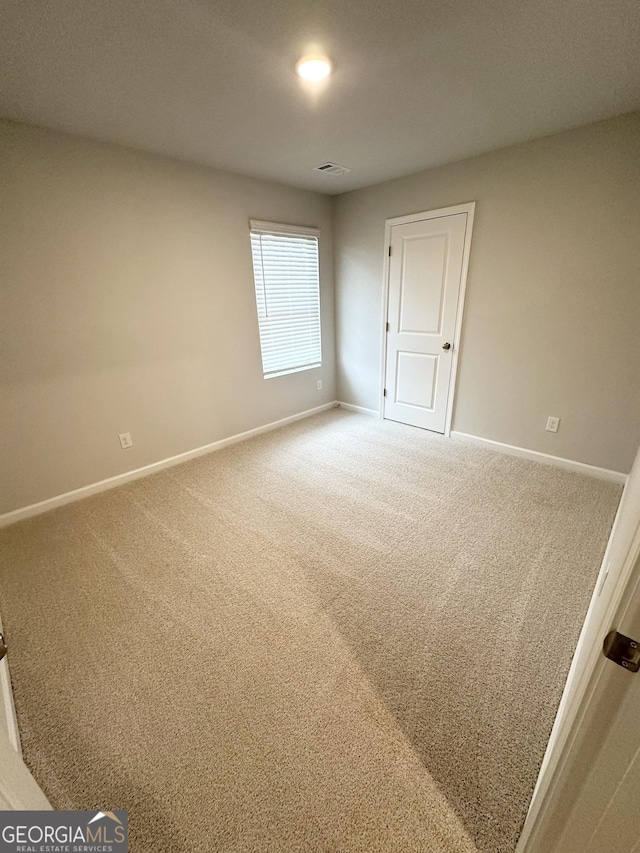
[333,112,640,473]
[0,121,335,514]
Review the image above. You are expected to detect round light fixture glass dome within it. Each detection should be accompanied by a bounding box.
[296,54,332,81]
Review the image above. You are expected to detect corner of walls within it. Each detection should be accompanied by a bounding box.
[331,113,640,474]
[0,120,337,515]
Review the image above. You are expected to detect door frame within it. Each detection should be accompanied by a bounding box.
[0,610,51,809]
[0,611,21,754]
[379,202,475,435]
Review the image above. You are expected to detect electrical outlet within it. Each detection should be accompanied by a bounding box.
[317,379,323,391]
[545,417,560,433]
[119,432,133,449]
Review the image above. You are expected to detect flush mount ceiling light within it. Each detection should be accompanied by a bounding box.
[296,54,332,81]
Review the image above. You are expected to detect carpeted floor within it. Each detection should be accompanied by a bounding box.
[0,409,621,852]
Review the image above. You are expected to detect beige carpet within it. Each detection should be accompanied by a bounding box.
[0,409,621,852]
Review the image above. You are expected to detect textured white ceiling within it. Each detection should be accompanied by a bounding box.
[1,0,639,194]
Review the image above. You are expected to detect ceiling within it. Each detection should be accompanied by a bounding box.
[1,0,639,194]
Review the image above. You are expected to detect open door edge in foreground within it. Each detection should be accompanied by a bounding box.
[517,445,640,852]
[0,611,51,810]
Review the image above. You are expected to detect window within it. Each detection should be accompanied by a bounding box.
[249,220,322,379]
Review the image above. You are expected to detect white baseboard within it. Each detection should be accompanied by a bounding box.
[336,401,379,417]
[450,431,627,485]
[0,402,338,528]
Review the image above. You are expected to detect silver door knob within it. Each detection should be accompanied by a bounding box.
[442,342,451,351]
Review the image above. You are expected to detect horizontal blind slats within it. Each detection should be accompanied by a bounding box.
[250,229,322,377]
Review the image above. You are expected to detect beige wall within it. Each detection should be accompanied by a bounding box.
[0,121,335,514]
[2,114,639,515]
[333,112,640,473]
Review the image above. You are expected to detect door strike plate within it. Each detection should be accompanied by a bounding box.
[603,630,640,672]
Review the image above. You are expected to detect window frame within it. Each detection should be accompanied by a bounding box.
[249,219,322,380]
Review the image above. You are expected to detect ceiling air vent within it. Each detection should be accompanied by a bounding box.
[315,162,352,176]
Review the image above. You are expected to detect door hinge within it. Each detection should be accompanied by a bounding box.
[388,245,392,257]
[603,630,640,672]
[386,322,390,332]
[0,633,7,663]
[383,388,387,397]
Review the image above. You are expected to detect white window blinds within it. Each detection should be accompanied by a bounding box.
[249,220,322,379]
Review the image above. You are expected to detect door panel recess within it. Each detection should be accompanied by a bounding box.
[383,204,474,434]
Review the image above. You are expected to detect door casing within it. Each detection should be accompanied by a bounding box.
[0,610,51,808]
[0,612,21,754]
[379,202,475,435]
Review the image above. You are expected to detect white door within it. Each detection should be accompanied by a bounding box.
[519,444,640,852]
[0,614,51,809]
[383,205,473,433]
[568,669,640,853]
[548,540,640,853]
